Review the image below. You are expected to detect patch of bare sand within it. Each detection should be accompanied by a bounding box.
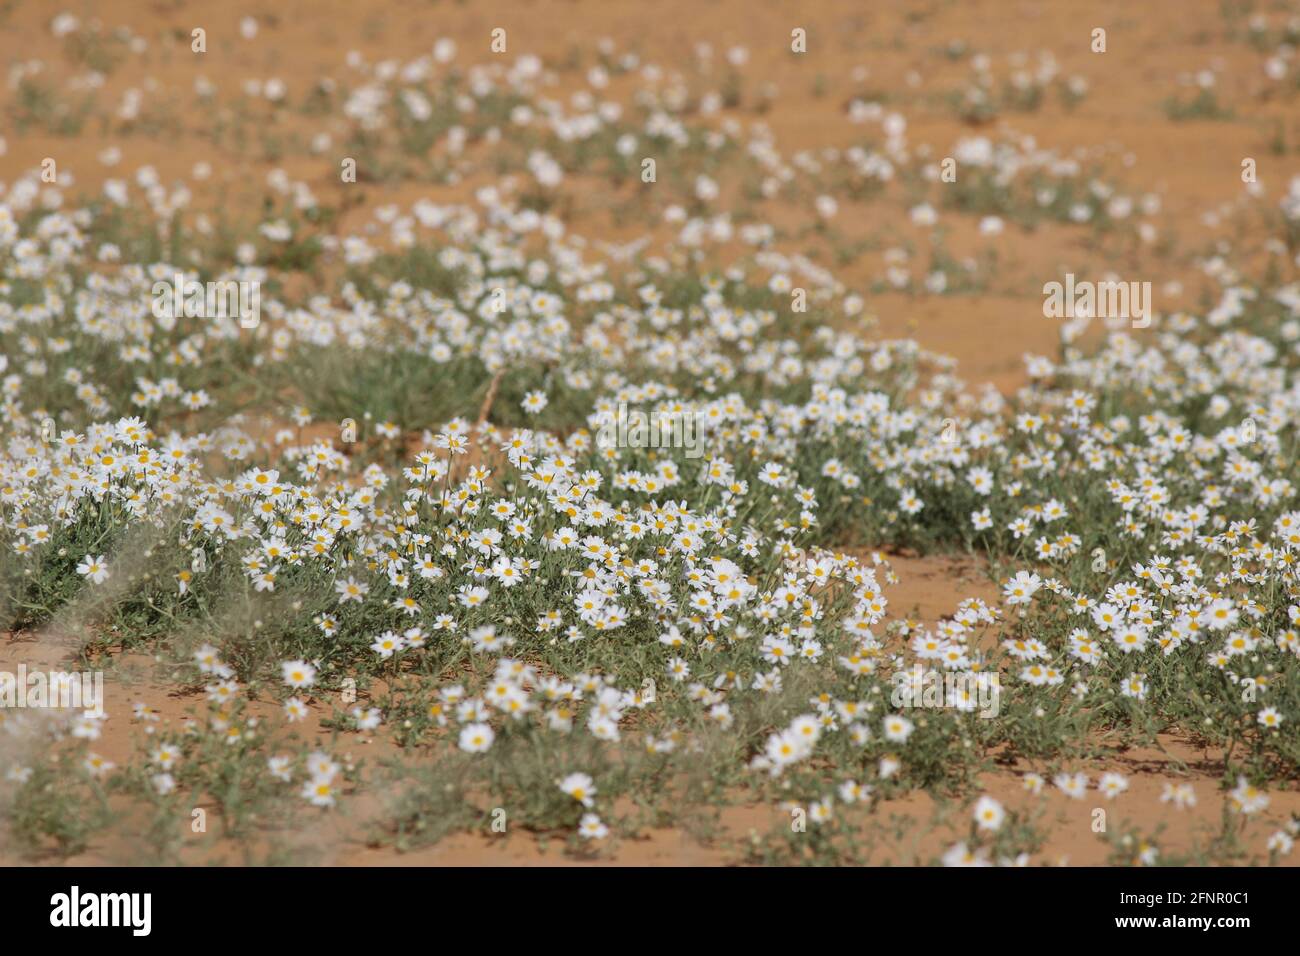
[878,550,1001,626]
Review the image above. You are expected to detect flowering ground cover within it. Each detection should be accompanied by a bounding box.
[1,0,1298,866]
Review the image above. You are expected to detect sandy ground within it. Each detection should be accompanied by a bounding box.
[5,553,1296,865]
[5,0,1289,388]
